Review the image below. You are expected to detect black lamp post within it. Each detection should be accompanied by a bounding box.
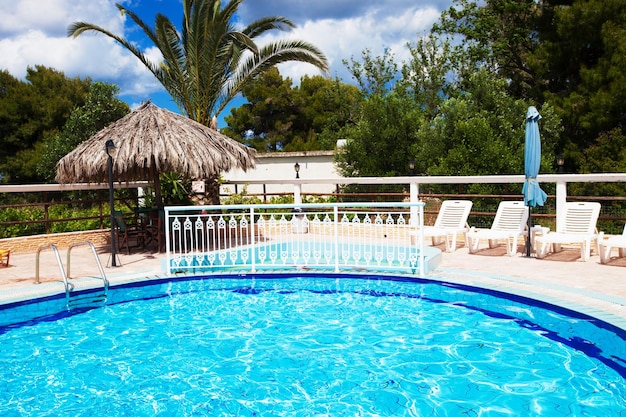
[408,159,415,176]
[294,162,300,179]
[557,154,565,174]
[106,139,118,267]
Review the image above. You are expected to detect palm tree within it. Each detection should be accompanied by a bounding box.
[68,0,329,127]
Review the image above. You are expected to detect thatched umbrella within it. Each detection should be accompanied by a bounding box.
[55,101,256,206]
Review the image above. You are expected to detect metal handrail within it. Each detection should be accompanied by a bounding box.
[66,241,109,296]
[35,244,72,306]
[35,242,109,309]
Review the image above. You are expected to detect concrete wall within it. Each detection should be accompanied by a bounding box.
[221,151,342,195]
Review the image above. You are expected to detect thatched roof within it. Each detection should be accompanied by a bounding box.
[55,101,256,184]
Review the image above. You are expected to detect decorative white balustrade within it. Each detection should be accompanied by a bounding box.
[165,202,426,276]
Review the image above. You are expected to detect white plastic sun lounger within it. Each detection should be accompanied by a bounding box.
[419,200,473,253]
[599,223,626,264]
[535,202,602,262]
[466,201,529,256]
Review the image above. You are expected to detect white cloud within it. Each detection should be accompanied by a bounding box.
[0,0,447,106]
[0,0,125,38]
[238,0,445,26]
[268,6,442,84]
[0,0,162,99]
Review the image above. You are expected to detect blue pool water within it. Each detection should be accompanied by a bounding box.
[0,274,625,416]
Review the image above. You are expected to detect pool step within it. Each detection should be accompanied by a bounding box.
[67,291,107,311]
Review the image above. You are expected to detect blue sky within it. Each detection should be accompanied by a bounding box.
[0,0,453,128]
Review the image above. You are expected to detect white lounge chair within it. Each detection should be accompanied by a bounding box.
[535,202,602,261]
[599,223,626,264]
[466,201,529,256]
[420,200,473,252]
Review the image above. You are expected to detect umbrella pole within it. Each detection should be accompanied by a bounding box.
[525,207,532,257]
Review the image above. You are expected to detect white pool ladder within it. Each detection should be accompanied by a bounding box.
[35,242,109,310]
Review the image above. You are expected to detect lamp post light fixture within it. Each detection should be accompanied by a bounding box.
[557,154,565,174]
[106,139,118,267]
[408,159,415,176]
[294,162,300,179]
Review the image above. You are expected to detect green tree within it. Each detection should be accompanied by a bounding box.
[569,128,626,233]
[434,0,543,100]
[433,0,626,174]
[336,49,421,181]
[0,66,91,183]
[539,0,626,155]
[342,48,397,98]
[398,33,455,122]
[335,43,563,198]
[68,0,329,127]
[297,75,361,151]
[223,68,360,152]
[569,128,626,195]
[0,69,27,167]
[416,70,562,197]
[224,67,300,151]
[337,92,422,178]
[37,82,130,181]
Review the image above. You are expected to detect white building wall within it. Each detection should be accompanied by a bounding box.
[221,151,342,195]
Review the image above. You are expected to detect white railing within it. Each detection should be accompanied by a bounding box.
[165,202,426,276]
[225,173,626,232]
[2,174,624,242]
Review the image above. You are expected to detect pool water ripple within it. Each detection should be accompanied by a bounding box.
[0,276,625,416]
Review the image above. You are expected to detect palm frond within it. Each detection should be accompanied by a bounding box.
[216,39,329,115]
[154,14,190,115]
[69,0,329,127]
[67,22,163,80]
[244,16,296,38]
[115,4,161,48]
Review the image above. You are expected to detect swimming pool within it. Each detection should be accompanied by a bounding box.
[0,274,625,416]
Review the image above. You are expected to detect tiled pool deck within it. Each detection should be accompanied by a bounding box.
[1,243,625,330]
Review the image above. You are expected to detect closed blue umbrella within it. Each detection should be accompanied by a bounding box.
[522,106,547,256]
